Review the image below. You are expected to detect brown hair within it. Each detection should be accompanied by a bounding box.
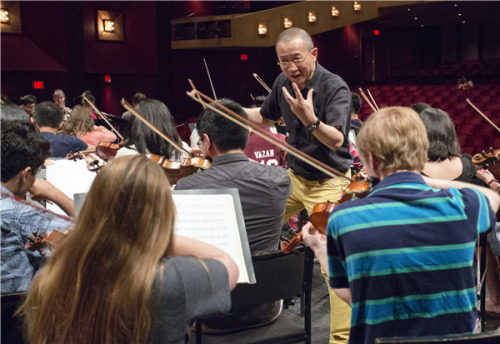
[61,105,95,136]
[357,106,429,176]
[20,155,175,344]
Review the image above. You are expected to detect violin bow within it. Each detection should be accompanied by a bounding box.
[252,73,272,94]
[466,99,500,133]
[188,78,206,109]
[358,88,377,113]
[120,98,191,158]
[366,88,379,111]
[82,93,124,141]
[203,58,217,100]
[186,89,352,181]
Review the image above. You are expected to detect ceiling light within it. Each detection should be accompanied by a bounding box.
[331,6,339,17]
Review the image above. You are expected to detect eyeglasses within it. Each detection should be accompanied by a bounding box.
[277,51,312,68]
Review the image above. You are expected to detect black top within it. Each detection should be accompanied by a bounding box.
[260,62,353,181]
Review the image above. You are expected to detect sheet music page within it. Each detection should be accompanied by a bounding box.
[173,194,250,283]
[45,159,96,215]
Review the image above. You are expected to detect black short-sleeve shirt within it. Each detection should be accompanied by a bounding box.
[260,63,353,181]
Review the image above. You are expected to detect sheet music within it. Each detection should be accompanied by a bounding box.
[45,159,96,215]
[173,194,250,283]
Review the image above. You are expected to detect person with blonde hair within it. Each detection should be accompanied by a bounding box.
[20,155,238,344]
[302,107,499,344]
[61,105,117,148]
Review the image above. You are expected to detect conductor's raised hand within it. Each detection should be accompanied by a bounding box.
[282,83,317,126]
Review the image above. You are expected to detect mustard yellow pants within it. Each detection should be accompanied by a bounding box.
[283,169,351,344]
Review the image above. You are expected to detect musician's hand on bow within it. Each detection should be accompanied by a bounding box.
[301,221,326,250]
[189,147,204,157]
[282,83,317,127]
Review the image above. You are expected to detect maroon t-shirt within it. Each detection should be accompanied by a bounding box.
[244,127,287,167]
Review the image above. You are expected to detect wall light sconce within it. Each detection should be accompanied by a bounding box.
[331,6,340,17]
[103,19,115,32]
[308,11,317,23]
[354,1,361,11]
[1,2,21,33]
[97,10,123,41]
[258,23,267,35]
[284,17,293,29]
[0,8,10,24]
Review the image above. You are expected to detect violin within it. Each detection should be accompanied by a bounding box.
[147,154,211,185]
[95,140,123,161]
[120,99,211,185]
[66,150,107,172]
[473,147,500,181]
[472,147,500,168]
[25,229,66,255]
[281,174,375,254]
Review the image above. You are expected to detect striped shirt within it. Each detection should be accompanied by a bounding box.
[327,172,496,344]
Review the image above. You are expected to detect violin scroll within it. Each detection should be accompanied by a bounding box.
[472,147,500,168]
[25,229,66,254]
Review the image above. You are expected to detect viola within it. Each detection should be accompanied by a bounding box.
[25,229,66,255]
[281,174,375,254]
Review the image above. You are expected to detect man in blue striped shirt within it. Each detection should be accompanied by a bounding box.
[303,107,499,344]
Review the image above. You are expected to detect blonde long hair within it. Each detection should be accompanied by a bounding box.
[20,155,175,344]
[61,105,95,136]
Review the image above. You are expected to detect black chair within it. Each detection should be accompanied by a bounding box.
[375,329,500,344]
[1,292,27,344]
[192,245,314,344]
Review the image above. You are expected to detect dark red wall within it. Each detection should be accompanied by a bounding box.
[2,1,498,124]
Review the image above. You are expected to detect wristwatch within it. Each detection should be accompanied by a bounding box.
[306,118,321,132]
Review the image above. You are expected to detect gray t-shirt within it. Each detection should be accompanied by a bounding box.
[149,256,230,344]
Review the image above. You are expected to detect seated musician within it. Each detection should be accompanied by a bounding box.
[1,120,74,294]
[32,101,88,158]
[175,98,291,332]
[19,155,239,344]
[116,98,191,159]
[302,107,499,344]
[121,92,146,121]
[61,105,117,148]
[1,103,30,122]
[418,107,485,185]
[457,75,474,91]
[52,89,71,115]
[243,95,287,167]
[18,94,37,117]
